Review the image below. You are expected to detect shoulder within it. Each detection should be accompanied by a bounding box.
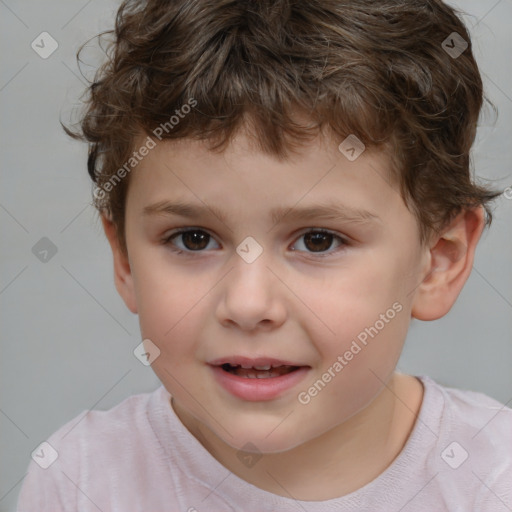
[49,386,159,453]
[418,376,512,511]
[17,386,165,511]
[418,375,512,450]
[426,376,512,437]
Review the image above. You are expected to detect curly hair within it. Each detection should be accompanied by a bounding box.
[63,0,502,256]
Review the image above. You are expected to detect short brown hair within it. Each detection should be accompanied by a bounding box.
[63,0,502,256]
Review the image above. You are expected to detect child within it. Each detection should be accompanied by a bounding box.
[17,0,511,510]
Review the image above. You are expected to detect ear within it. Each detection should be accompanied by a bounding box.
[101,213,138,314]
[411,206,485,321]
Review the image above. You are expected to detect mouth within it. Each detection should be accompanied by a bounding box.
[207,356,312,402]
[208,356,308,379]
[218,363,301,379]
[207,356,310,401]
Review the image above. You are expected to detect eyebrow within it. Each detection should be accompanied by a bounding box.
[143,200,381,226]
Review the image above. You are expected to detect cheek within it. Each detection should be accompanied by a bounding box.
[299,256,411,401]
[305,259,406,345]
[131,254,204,349]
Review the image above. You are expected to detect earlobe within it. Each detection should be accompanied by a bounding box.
[411,207,485,321]
[100,213,138,314]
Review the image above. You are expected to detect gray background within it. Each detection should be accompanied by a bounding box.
[1,0,511,510]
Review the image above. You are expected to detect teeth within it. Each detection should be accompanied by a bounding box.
[246,371,273,378]
[241,369,288,378]
[220,363,300,378]
[230,363,285,370]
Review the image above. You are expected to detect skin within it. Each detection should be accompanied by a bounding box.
[102,124,485,500]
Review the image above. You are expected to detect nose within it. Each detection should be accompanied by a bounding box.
[216,253,287,332]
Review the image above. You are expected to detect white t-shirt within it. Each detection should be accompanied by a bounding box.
[16,376,512,511]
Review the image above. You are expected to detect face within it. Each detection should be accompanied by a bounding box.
[121,127,429,453]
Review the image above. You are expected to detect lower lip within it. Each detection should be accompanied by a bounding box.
[209,365,310,401]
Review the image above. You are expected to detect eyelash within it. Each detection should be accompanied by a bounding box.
[161,228,349,259]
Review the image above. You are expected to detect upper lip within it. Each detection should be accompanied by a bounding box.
[208,356,309,368]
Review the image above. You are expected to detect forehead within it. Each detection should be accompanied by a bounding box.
[127,129,403,223]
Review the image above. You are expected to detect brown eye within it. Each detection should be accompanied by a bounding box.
[291,229,346,257]
[180,230,209,250]
[163,228,347,258]
[303,232,334,252]
[165,229,218,252]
